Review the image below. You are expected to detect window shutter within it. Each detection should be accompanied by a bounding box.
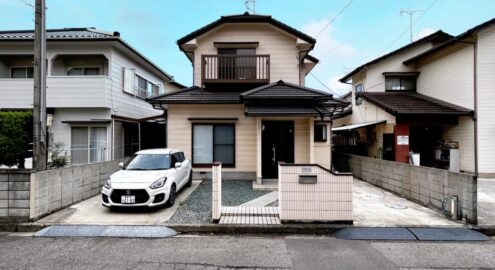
[123,68,135,94]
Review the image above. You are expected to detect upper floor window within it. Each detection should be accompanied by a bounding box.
[67,67,101,76]
[384,73,418,91]
[355,84,364,93]
[135,74,160,98]
[11,67,33,78]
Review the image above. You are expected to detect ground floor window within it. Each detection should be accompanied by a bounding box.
[314,124,327,142]
[71,126,107,164]
[192,124,235,166]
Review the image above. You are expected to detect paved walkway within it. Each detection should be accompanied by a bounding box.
[35,181,201,225]
[478,178,495,226]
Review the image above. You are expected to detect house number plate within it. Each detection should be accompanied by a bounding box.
[302,167,312,173]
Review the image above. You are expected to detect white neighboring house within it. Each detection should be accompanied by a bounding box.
[335,18,495,177]
[0,27,184,165]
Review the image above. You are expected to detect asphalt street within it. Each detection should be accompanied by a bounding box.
[1,234,494,270]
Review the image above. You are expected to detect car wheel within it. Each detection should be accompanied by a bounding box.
[185,171,193,187]
[166,184,176,207]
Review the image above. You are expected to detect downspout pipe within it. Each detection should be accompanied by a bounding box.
[461,40,478,177]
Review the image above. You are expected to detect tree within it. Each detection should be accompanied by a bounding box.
[0,111,33,168]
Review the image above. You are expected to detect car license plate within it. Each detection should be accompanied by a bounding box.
[121,195,135,204]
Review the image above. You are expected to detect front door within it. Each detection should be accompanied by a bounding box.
[262,121,294,179]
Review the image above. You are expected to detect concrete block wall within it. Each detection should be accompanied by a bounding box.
[29,159,124,220]
[278,164,353,222]
[333,152,477,224]
[0,170,32,222]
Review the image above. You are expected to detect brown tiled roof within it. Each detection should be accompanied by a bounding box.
[360,92,473,116]
[241,80,331,100]
[177,12,316,45]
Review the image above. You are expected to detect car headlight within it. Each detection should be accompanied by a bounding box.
[150,177,167,189]
[104,178,111,189]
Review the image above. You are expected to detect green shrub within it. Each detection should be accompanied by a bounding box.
[49,141,69,169]
[0,111,33,168]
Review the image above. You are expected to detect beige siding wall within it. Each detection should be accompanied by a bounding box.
[416,45,474,109]
[193,24,301,86]
[314,122,331,169]
[167,104,257,172]
[477,25,495,174]
[443,116,475,173]
[352,42,433,94]
[167,104,314,174]
[351,99,396,124]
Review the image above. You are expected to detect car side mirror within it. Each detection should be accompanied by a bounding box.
[118,162,124,169]
[175,162,182,169]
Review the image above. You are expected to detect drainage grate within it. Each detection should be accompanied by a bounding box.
[408,228,489,241]
[34,225,177,238]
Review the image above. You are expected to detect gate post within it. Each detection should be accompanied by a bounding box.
[212,162,222,222]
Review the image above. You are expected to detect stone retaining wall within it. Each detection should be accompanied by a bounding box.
[0,170,32,222]
[333,152,477,224]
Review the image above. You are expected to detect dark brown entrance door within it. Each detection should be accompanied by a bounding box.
[261,120,294,179]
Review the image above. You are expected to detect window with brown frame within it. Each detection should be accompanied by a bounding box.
[192,124,235,167]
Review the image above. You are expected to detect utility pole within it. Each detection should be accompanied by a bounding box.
[33,0,47,171]
[400,8,424,43]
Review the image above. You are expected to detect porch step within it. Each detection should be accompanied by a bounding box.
[252,179,278,191]
[221,206,279,217]
[240,191,278,207]
[219,215,281,225]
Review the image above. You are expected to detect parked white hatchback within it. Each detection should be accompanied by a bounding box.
[102,149,192,208]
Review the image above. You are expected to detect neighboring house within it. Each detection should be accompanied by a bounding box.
[149,13,348,180]
[335,18,495,177]
[0,27,184,165]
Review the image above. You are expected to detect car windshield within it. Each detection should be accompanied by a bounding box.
[125,154,171,170]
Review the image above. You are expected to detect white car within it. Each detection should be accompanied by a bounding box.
[102,149,192,208]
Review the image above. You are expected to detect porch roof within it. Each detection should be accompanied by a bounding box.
[359,92,473,116]
[245,105,335,117]
[332,120,386,132]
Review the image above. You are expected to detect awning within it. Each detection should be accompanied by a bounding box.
[332,120,386,132]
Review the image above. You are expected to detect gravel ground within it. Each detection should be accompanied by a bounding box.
[168,179,269,224]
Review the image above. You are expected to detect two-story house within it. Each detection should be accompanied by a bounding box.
[335,17,495,177]
[0,27,184,165]
[149,13,348,181]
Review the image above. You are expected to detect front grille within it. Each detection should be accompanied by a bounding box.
[110,189,150,204]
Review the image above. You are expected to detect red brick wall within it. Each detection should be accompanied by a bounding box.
[394,123,410,163]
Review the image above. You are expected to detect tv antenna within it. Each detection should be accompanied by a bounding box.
[245,0,255,14]
[400,8,424,42]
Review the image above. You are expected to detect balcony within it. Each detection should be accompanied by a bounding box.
[0,76,111,109]
[202,54,270,85]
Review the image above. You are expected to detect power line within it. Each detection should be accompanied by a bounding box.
[315,0,354,37]
[309,72,340,96]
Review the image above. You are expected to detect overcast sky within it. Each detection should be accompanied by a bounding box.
[1,0,494,95]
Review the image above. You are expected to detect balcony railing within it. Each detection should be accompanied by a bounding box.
[202,54,270,84]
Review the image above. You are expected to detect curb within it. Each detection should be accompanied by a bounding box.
[2,222,492,236]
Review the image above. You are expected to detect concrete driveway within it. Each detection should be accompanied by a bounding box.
[35,180,201,225]
[478,178,495,226]
[353,179,462,227]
